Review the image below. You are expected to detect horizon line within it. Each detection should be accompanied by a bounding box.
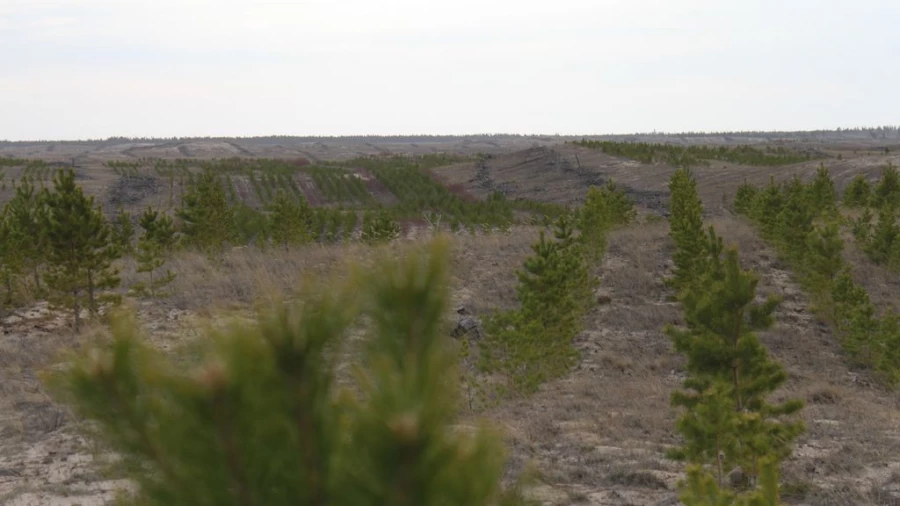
[2,125,899,144]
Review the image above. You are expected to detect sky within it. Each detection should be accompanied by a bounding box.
[1,0,898,140]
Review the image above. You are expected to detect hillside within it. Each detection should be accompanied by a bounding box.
[0,136,899,505]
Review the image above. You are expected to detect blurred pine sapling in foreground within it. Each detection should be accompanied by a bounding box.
[45,237,530,506]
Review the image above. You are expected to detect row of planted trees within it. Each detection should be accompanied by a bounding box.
[0,168,408,330]
[734,165,900,385]
[477,181,635,396]
[574,140,814,167]
[666,168,805,504]
[843,164,900,271]
[370,165,515,230]
[179,171,402,248]
[3,163,566,330]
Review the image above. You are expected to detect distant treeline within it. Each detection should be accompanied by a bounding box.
[582,125,900,141]
[2,126,899,145]
[574,139,816,167]
[0,134,557,147]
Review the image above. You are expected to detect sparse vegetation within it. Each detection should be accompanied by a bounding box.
[735,167,900,385]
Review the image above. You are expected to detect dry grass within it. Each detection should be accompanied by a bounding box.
[483,221,684,504]
[2,213,900,505]
[117,227,542,316]
[482,216,900,505]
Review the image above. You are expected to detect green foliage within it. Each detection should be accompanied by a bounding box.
[176,171,237,252]
[842,174,871,208]
[0,210,19,308]
[46,239,527,506]
[668,168,707,292]
[517,215,592,333]
[578,180,636,261]
[667,246,803,484]
[0,156,28,167]
[680,458,782,506]
[775,177,815,260]
[872,163,900,209]
[481,221,584,394]
[850,207,873,243]
[862,205,898,265]
[111,207,135,255]
[266,191,313,247]
[750,178,783,241]
[127,154,574,245]
[735,173,900,387]
[306,166,373,205]
[844,166,900,270]
[830,269,878,358]
[370,164,513,229]
[480,204,618,395]
[361,209,400,244]
[807,164,838,216]
[42,169,122,330]
[575,140,814,167]
[733,180,758,216]
[4,176,50,296]
[232,203,269,245]
[804,221,844,292]
[668,171,803,501]
[131,208,177,298]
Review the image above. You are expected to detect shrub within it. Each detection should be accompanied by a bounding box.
[872,163,900,209]
[842,174,871,208]
[131,208,177,298]
[361,210,400,244]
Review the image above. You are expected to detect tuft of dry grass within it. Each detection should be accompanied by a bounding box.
[3,214,900,505]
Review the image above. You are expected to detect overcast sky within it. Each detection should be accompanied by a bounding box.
[1,0,897,140]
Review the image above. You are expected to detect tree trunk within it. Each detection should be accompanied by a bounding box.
[732,311,744,412]
[32,264,41,294]
[73,288,81,332]
[87,270,97,317]
[3,270,12,305]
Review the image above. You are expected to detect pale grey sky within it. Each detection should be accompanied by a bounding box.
[1,0,897,140]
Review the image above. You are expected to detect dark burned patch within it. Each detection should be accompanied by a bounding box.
[618,187,668,216]
[467,146,670,214]
[107,174,161,207]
